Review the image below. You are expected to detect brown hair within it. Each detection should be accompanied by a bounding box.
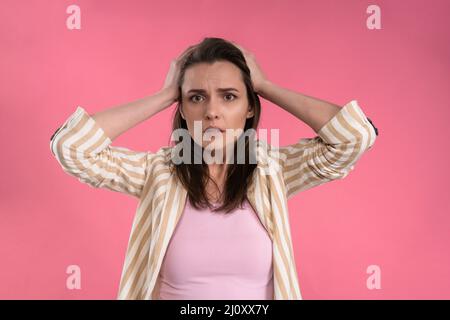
[168,37,262,213]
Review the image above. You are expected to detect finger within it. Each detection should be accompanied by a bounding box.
[182,45,197,56]
[177,45,196,61]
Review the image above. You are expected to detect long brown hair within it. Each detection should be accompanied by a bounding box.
[168,37,262,213]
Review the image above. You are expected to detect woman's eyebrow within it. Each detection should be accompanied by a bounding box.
[187,87,240,94]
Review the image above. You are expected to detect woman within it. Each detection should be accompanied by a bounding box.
[50,37,378,300]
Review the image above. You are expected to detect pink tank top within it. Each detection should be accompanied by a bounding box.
[158,198,274,300]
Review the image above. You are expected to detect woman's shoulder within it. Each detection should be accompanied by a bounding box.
[139,146,173,176]
[150,145,173,165]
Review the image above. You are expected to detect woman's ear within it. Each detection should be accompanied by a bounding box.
[180,105,186,120]
[246,105,254,118]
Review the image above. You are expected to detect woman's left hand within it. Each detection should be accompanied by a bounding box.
[231,41,269,94]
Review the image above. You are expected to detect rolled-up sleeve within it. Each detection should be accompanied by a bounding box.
[279,100,378,199]
[49,106,152,199]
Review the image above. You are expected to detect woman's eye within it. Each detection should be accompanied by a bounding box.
[190,95,204,103]
[189,94,236,103]
[224,93,236,101]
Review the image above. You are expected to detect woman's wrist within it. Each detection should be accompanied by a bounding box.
[255,79,273,99]
[155,87,179,109]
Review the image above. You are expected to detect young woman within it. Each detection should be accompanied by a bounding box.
[50,37,378,300]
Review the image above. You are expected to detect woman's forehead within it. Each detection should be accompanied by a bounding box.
[183,61,244,92]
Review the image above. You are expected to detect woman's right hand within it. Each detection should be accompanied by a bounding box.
[161,45,197,103]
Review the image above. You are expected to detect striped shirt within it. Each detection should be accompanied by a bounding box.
[49,99,378,300]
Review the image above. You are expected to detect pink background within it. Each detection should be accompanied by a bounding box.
[1,0,449,299]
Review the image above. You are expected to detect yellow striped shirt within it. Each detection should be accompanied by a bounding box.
[49,99,377,299]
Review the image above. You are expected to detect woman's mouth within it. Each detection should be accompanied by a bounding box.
[204,127,225,133]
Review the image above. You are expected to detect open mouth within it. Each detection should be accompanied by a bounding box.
[204,127,225,133]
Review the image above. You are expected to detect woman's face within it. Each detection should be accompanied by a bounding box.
[180,60,254,159]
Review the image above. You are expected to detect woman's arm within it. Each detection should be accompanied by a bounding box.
[255,76,378,200]
[51,43,196,144]
[49,89,174,199]
[257,80,378,136]
[49,46,196,198]
[90,88,176,141]
[231,41,378,136]
[257,80,342,133]
[274,98,378,199]
[232,42,378,199]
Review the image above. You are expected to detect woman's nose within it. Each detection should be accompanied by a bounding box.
[205,111,219,120]
[204,101,220,120]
